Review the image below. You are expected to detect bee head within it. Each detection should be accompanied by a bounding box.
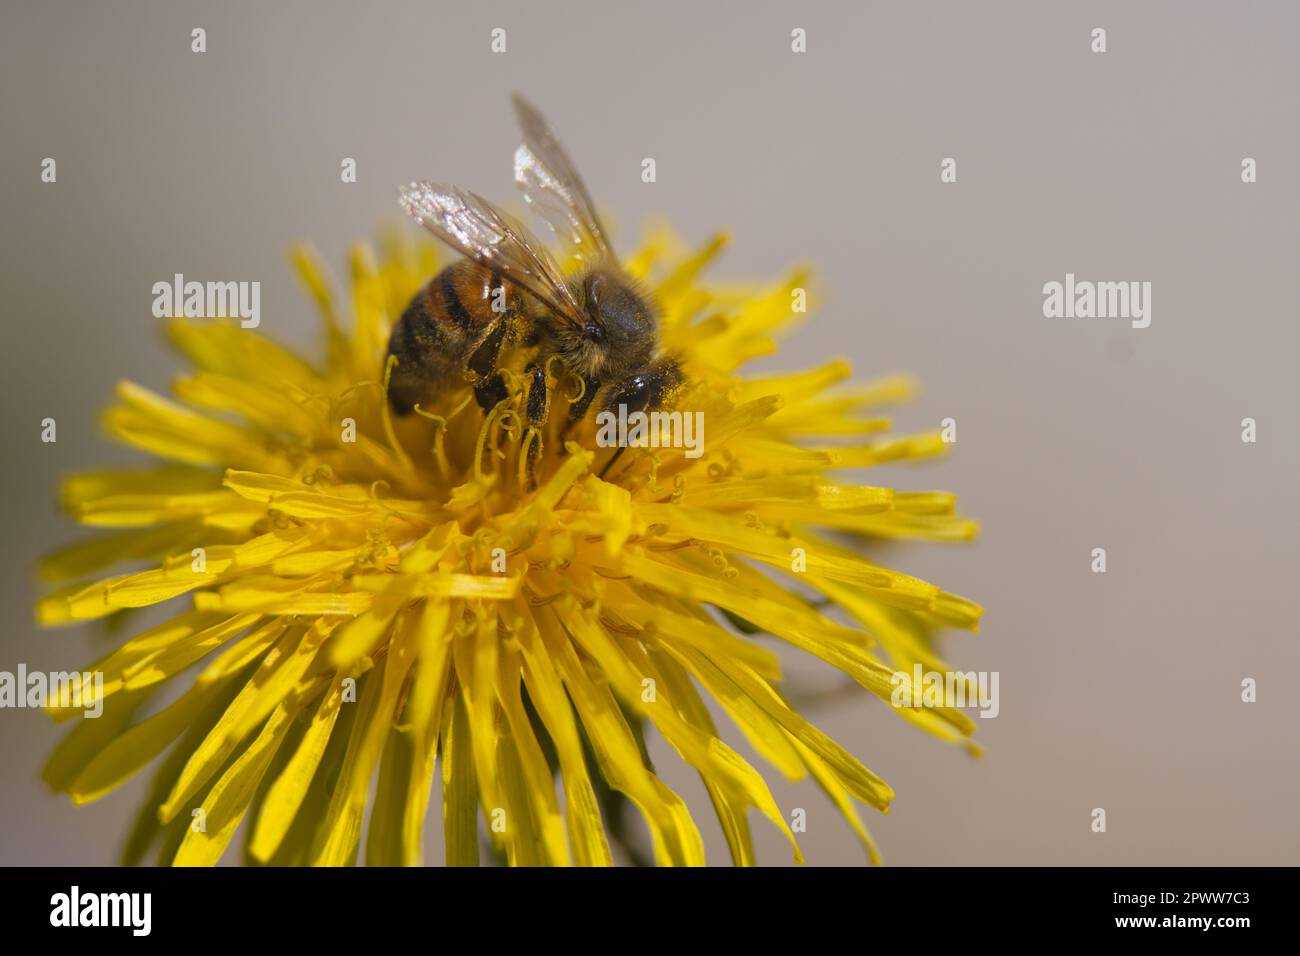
[576,268,657,378]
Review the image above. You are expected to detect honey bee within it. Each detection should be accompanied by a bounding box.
[387,95,681,434]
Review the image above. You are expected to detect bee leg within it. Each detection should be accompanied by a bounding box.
[597,444,628,479]
[472,372,509,413]
[597,359,683,478]
[600,358,682,416]
[522,363,549,490]
[468,322,509,413]
[565,375,602,429]
[524,363,550,427]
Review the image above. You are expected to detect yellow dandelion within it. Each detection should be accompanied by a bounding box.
[37,219,983,867]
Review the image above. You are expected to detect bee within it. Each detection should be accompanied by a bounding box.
[387,95,681,435]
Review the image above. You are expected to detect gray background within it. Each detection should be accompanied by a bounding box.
[2,0,1298,865]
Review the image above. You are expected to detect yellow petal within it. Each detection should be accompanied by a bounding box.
[515,604,612,867]
[70,677,237,805]
[497,644,570,866]
[160,622,296,820]
[173,703,297,866]
[248,673,346,863]
[394,599,453,865]
[665,640,893,813]
[441,692,480,867]
[645,646,758,866]
[563,607,802,863]
[43,686,154,792]
[535,606,703,866]
[310,610,418,865]
[788,734,882,865]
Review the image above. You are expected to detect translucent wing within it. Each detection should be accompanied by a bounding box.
[512,93,614,264]
[398,181,586,327]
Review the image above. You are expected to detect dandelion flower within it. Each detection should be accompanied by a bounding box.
[38,224,982,866]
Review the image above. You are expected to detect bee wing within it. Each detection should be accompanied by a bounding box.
[511,93,615,264]
[398,181,587,328]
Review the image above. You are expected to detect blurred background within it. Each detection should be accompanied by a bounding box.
[2,0,1298,865]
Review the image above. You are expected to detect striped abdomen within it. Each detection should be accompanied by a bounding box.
[385,259,530,414]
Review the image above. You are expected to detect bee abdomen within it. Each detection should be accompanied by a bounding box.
[385,260,524,414]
